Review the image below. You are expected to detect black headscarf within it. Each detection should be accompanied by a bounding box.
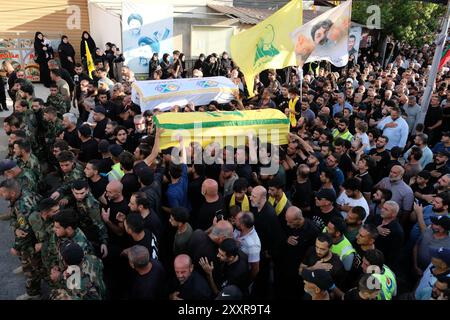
[58,35,75,60]
[80,31,96,59]
[33,32,45,60]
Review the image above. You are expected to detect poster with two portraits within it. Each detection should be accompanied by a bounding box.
[122,0,173,74]
[290,1,361,67]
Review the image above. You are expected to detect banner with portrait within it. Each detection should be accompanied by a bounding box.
[290,0,352,67]
[0,38,40,81]
[348,26,362,63]
[122,0,173,74]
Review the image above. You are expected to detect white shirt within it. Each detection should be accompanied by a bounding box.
[336,191,370,221]
[233,227,261,264]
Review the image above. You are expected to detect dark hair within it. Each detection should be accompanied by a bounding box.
[133,192,150,209]
[4,115,21,128]
[437,191,450,206]
[32,98,45,105]
[97,89,108,97]
[329,216,347,236]
[43,106,57,116]
[119,151,135,171]
[171,207,190,223]
[358,274,379,293]
[169,163,183,179]
[219,238,239,257]
[321,167,335,181]
[53,140,70,151]
[349,206,367,221]
[53,209,79,229]
[193,164,206,177]
[21,83,34,96]
[114,125,128,137]
[0,179,20,192]
[363,249,384,269]
[87,159,101,172]
[316,233,333,248]
[136,143,151,159]
[233,178,248,193]
[57,150,76,163]
[338,118,349,126]
[343,178,362,192]
[38,198,58,212]
[409,146,423,161]
[311,19,333,45]
[373,187,392,201]
[72,179,88,190]
[50,68,62,78]
[267,177,284,189]
[361,224,379,240]
[238,211,254,229]
[11,130,27,140]
[13,139,31,153]
[126,213,144,233]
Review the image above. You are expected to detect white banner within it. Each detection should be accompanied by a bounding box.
[291,0,352,67]
[131,76,239,112]
[349,26,362,63]
[122,0,173,74]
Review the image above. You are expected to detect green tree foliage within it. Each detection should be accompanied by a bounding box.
[352,0,446,46]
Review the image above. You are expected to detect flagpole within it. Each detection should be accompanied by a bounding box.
[418,0,450,124]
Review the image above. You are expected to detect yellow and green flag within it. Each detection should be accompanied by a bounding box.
[230,0,302,97]
[85,41,95,79]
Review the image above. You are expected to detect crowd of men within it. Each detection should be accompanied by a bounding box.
[0,34,450,301]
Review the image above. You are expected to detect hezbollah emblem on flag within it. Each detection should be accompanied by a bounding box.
[254,24,280,67]
[155,83,180,93]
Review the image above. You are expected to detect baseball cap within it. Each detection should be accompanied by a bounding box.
[93,105,106,114]
[60,241,84,266]
[437,150,450,158]
[215,285,243,300]
[301,269,334,291]
[98,139,110,153]
[431,216,450,231]
[430,247,450,265]
[0,159,18,174]
[109,144,124,157]
[316,188,336,203]
[222,164,236,172]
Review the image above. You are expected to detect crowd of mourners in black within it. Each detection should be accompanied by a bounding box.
[0,29,449,301]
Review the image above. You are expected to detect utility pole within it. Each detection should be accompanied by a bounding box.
[418,0,450,124]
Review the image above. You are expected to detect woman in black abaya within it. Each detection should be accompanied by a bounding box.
[58,35,76,75]
[34,31,51,87]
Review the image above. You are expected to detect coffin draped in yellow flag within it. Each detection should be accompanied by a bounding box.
[230,0,302,97]
[153,109,290,150]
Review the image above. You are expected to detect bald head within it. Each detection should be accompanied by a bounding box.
[389,165,404,182]
[174,254,193,284]
[285,206,304,228]
[106,180,123,201]
[174,254,192,269]
[210,220,234,244]
[202,179,218,198]
[250,186,267,209]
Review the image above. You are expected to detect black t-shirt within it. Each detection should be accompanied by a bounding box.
[253,202,285,257]
[236,164,253,185]
[291,180,313,210]
[205,163,221,182]
[142,211,163,243]
[188,176,205,214]
[411,183,435,206]
[130,258,166,300]
[424,163,450,184]
[167,271,212,300]
[93,118,108,140]
[343,288,364,300]
[302,248,347,288]
[121,173,141,201]
[310,206,341,231]
[63,128,81,149]
[187,230,218,278]
[195,196,225,231]
[424,106,443,128]
[220,251,250,293]
[106,199,130,246]
[368,149,390,183]
[282,218,319,268]
[88,176,108,200]
[99,157,114,174]
[354,171,374,194]
[78,138,101,163]
[129,230,158,260]
[309,170,322,192]
[338,153,353,178]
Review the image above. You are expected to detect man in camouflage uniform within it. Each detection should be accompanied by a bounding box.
[43,106,65,149]
[50,242,106,300]
[71,179,108,258]
[50,150,85,204]
[47,209,95,273]
[46,84,67,118]
[0,159,39,194]
[12,139,41,183]
[28,198,60,280]
[13,100,39,153]
[0,179,43,300]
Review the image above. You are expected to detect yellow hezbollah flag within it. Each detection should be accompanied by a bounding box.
[153,109,290,150]
[230,0,302,97]
[85,41,95,79]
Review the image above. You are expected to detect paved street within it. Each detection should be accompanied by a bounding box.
[0,84,49,299]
